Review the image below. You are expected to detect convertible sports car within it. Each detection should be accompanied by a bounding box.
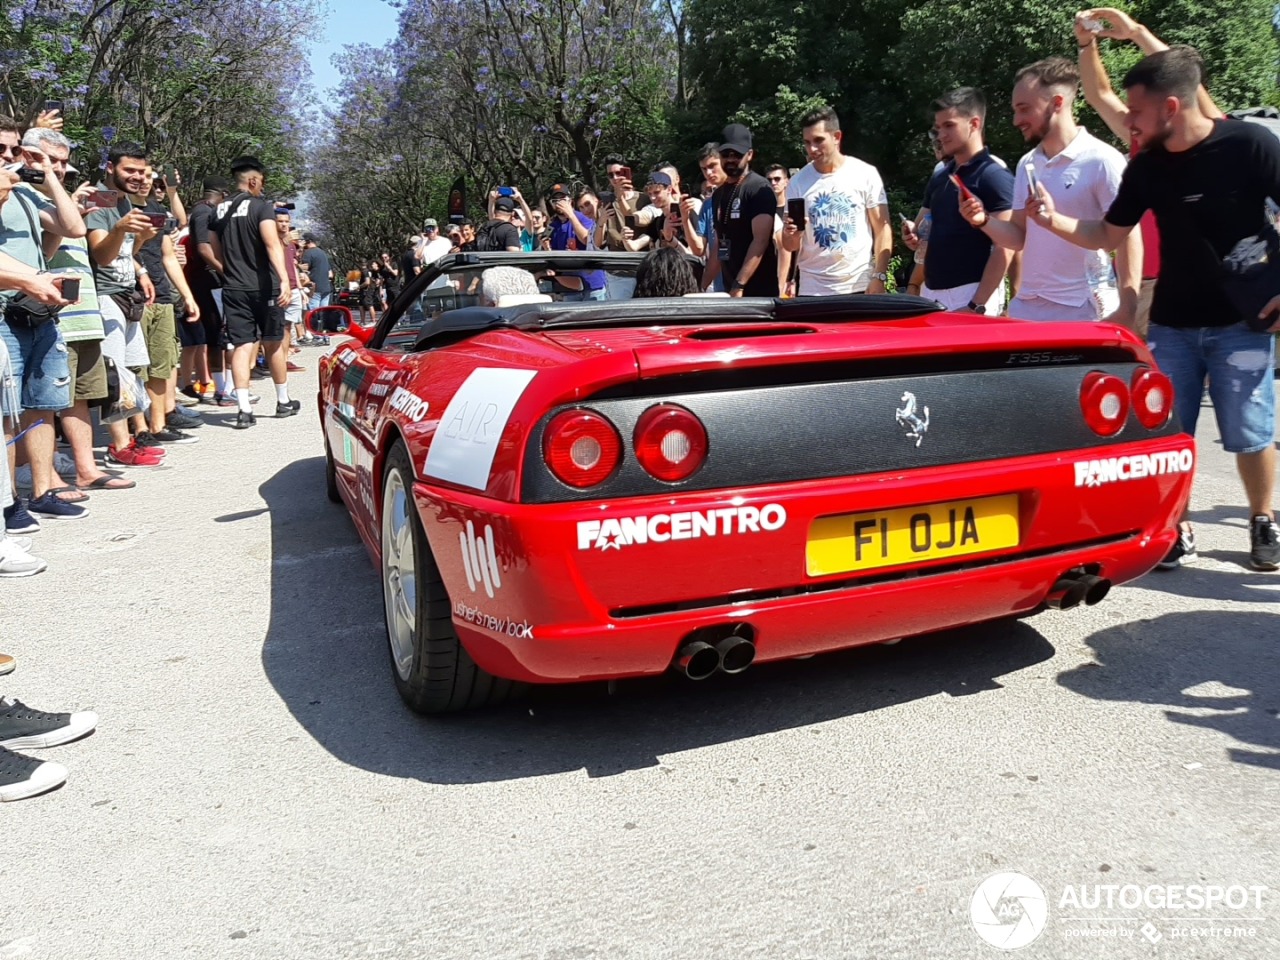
[313,251,1194,714]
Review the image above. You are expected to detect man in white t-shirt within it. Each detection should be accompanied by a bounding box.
[781,105,893,296]
[959,56,1141,322]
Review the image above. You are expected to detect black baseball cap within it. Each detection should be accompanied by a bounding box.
[548,182,570,199]
[495,196,515,212]
[203,176,231,194]
[718,124,753,156]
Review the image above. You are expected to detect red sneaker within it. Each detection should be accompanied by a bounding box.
[287,361,305,372]
[105,442,165,466]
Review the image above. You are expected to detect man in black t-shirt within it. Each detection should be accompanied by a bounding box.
[474,197,523,252]
[185,177,232,401]
[703,124,779,297]
[209,155,295,428]
[1030,47,1280,572]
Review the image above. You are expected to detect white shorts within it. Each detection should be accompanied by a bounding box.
[921,281,1005,315]
[286,289,304,326]
[99,293,151,370]
[1007,295,1098,322]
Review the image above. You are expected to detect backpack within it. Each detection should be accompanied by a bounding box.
[474,219,506,252]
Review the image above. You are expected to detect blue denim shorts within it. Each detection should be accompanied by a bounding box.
[0,316,72,416]
[1147,321,1276,454]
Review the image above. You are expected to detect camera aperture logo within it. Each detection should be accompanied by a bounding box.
[971,872,1048,950]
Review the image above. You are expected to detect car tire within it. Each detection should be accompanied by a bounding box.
[324,436,342,504]
[380,441,524,714]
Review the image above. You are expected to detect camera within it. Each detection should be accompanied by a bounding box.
[18,167,45,185]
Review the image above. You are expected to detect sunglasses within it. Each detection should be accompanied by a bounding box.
[766,176,785,183]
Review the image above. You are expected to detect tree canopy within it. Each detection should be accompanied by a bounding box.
[310,0,1279,258]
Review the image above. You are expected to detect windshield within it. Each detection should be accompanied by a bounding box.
[380,261,642,349]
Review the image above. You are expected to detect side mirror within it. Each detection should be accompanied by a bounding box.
[305,306,372,345]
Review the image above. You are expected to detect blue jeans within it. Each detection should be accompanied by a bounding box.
[563,286,607,302]
[1147,321,1276,454]
[308,293,331,311]
[0,317,71,415]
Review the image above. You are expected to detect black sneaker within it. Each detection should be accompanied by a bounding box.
[275,400,301,418]
[1157,527,1197,570]
[1249,515,1280,571]
[0,745,66,802]
[250,366,270,380]
[234,411,257,430]
[3,499,40,536]
[179,385,202,402]
[135,431,163,449]
[153,428,199,444]
[166,410,203,430]
[0,698,98,750]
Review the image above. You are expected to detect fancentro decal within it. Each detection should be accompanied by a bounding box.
[388,386,429,422]
[577,504,787,551]
[1074,450,1193,488]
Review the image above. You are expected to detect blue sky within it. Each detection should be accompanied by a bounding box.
[308,0,400,100]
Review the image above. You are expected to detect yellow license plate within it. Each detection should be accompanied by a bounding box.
[806,494,1020,576]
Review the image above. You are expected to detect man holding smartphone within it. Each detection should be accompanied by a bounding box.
[703,124,779,298]
[781,106,893,296]
[0,139,90,527]
[902,88,1015,313]
[957,57,1140,324]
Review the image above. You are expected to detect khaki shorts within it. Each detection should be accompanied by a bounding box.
[65,339,108,402]
[141,303,178,380]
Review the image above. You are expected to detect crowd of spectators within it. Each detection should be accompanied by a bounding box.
[0,111,314,800]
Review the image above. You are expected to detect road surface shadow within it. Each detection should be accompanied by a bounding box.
[260,457,1057,783]
[1060,612,1280,770]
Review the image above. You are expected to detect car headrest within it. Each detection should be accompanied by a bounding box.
[495,294,553,308]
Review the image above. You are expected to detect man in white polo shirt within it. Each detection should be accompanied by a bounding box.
[958,56,1142,322]
[781,105,893,296]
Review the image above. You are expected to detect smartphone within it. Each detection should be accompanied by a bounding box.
[146,212,169,229]
[497,186,515,197]
[44,100,63,113]
[787,197,807,230]
[619,166,632,182]
[668,202,680,219]
[163,163,176,184]
[1024,164,1043,200]
[164,216,179,233]
[624,214,637,231]
[949,173,975,201]
[58,277,80,301]
[1082,17,1104,33]
[277,201,296,211]
[87,189,119,208]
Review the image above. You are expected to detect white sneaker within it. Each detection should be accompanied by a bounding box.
[0,537,48,578]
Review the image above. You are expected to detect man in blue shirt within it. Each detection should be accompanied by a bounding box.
[903,87,1015,313]
[547,184,606,300]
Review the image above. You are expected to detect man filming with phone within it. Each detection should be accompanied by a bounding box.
[781,106,893,296]
[0,138,90,528]
[957,57,1141,324]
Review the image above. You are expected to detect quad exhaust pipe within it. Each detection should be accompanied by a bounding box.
[672,625,757,679]
[1046,570,1111,610]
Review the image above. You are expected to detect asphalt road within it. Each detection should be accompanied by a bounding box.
[3,352,1278,960]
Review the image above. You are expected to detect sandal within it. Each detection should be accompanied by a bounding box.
[47,485,89,504]
[84,475,136,491]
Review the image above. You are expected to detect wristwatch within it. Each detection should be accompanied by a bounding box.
[966,300,987,314]
[870,272,888,283]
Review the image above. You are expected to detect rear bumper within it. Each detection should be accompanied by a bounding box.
[414,436,1194,683]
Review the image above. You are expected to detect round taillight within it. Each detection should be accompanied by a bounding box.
[1080,372,1130,437]
[633,404,708,482]
[543,410,622,488]
[1131,368,1174,430]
